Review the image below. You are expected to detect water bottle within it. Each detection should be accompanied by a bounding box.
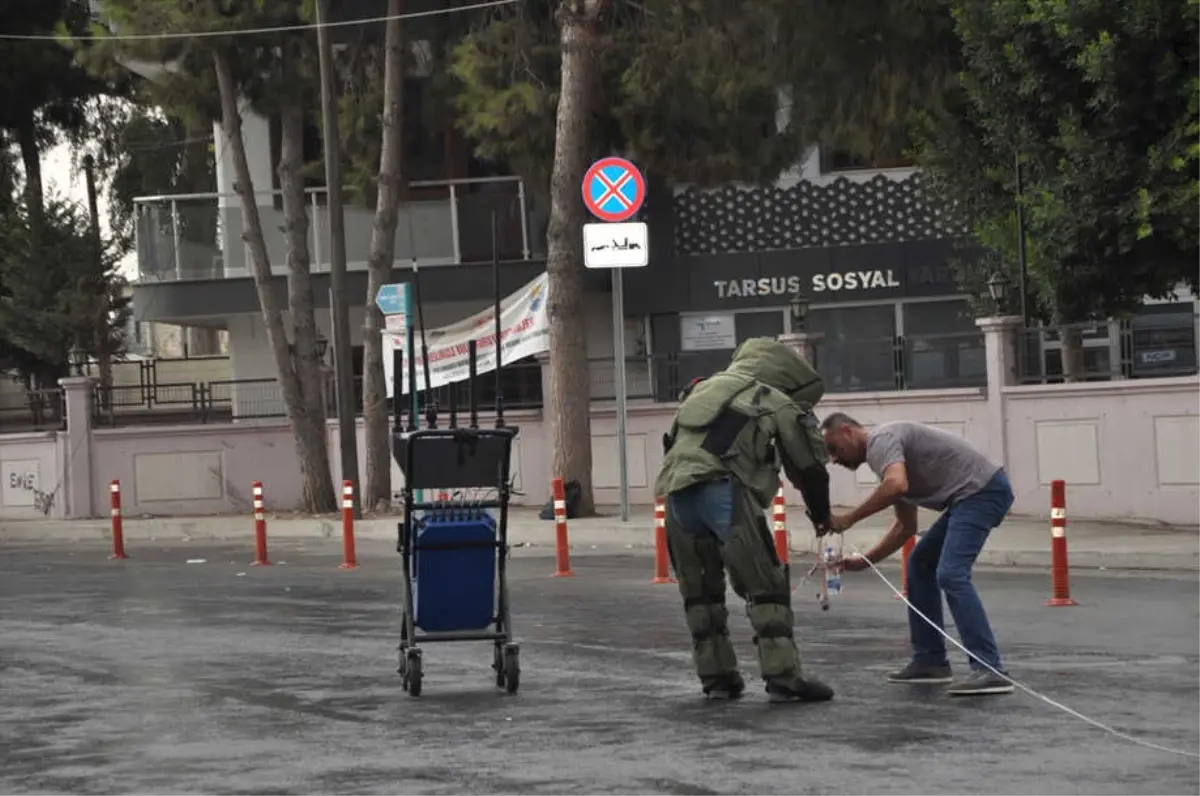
[825,546,841,595]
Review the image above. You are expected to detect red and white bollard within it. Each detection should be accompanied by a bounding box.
[251,480,271,567]
[771,487,789,565]
[339,480,358,570]
[551,478,574,578]
[651,497,675,584]
[109,479,127,560]
[1046,479,1077,606]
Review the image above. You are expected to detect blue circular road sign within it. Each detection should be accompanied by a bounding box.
[582,157,646,222]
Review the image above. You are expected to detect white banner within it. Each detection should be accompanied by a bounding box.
[384,271,549,397]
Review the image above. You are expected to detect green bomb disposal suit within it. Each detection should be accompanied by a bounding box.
[656,338,835,702]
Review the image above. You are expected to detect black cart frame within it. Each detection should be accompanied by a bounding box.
[393,426,522,696]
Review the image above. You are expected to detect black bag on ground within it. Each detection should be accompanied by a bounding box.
[538,479,582,520]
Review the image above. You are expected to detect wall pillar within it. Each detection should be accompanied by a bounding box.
[976,315,1022,468]
[58,376,96,519]
[777,331,824,364]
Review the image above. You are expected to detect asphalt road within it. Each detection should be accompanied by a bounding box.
[0,539,1196,795]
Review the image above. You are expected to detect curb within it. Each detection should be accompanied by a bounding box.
[1,519,1196,573]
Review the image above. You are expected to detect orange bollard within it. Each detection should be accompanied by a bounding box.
[651,497,675,584]
[339,480,358,570]
[1045,479,1078,606]
[771,488,789,565]
[896,536,916,599]
[551,478,574,578]
[251,480,271,566]
[109,479,127,560]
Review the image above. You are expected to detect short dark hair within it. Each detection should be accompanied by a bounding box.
[820,411,861,431]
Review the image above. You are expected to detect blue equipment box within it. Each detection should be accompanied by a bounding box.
[412,511,498,633]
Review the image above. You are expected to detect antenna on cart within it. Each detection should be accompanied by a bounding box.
[491,208,506,429]
[468,339,479,429]
[405,324,417,433]
[411,263,438,429]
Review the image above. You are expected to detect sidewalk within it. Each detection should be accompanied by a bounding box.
[2,505,1196,571]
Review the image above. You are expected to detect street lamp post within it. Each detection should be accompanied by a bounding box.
[987,271,1010,315]
[69,345,87,377]
[789,292,810,334]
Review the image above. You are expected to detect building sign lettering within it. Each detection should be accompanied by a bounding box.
[813,269,901,292]
[713,270,901,299]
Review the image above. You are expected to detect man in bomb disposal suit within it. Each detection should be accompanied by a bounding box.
[656,338,835,703]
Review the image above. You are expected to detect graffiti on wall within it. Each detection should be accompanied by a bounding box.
[2,460,56,515]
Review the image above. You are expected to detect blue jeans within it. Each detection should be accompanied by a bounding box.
[667,478,735,543]
[906,469,1014,671]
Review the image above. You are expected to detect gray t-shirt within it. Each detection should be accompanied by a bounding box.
[865,421,1001,510]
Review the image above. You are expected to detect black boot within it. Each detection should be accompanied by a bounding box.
[764,675,835,703]
[702,671,746,700]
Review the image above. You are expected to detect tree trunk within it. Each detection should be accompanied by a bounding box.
[1059,325,1085,382]
[544,0,606,516]
[362,0,406,513]
[279,93,334,509]
[213,47,337,514]
[15,115,43,226]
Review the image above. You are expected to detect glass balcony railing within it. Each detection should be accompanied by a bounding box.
[132,176,542,283]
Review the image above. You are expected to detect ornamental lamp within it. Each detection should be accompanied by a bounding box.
[69,345,88,375]
[986,271,1009,307]
[789,292,810,332]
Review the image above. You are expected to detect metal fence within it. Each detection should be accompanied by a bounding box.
[36,316,1200,429]
[0,388,67,433]
[1016,314,1199,384]
[133,177,538,284]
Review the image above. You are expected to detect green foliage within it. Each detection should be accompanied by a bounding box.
[81,0,323,149]
[90,105,217,253]
[0,195,131,383]
[914,0,1200,323]
[0,0,129,156]
[444,0,951,194]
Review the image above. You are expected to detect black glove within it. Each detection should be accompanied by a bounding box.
[793,463,832,530]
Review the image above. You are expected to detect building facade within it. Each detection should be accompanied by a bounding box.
[114,0,1196,417]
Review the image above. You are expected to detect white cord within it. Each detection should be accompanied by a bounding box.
[844,543,1200,761]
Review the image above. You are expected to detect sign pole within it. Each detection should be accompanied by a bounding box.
[404,274,422,507]
[611,268,630,523]
[581,155,648,524]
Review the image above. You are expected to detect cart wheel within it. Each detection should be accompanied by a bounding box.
[397,643,408,677]
[502,643,520,695]
[493,644,506,688]
[406,649,423,697]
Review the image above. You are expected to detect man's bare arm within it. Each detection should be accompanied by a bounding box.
[842,462,909,527]
[859,501,919,564]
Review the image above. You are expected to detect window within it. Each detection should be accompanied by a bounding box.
[808,304,897,392]
[652,310,786,401]
[822,139,916,172]
[902,299,986,388]
[735,310,785,344]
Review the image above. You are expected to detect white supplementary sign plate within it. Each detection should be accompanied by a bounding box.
[583,222,649,269]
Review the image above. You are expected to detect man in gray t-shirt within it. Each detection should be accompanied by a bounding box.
[865,421,1000,512]
[819,413,1016,697]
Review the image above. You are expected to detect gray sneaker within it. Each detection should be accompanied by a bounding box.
[946,668,1014,696]
[886,661,954,684]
